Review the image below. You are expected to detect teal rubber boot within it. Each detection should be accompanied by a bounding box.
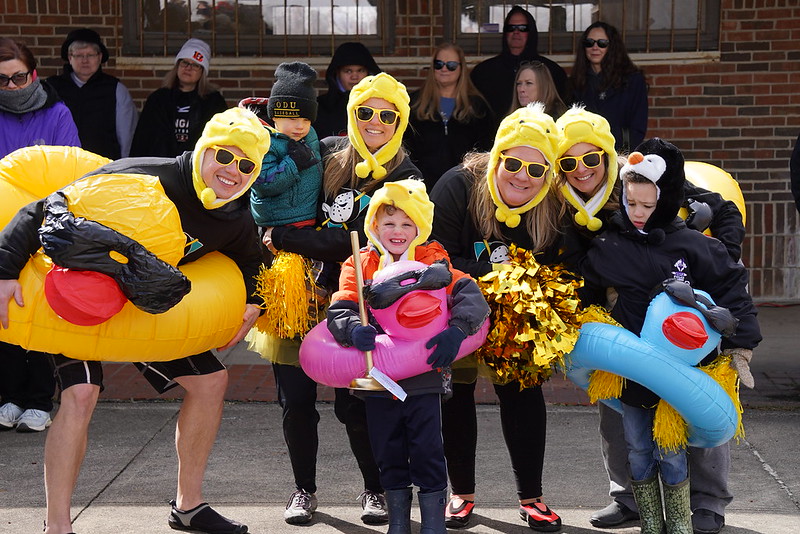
[663,478,692,534]
[632,476,665,534]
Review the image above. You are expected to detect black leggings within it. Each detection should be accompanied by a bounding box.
[272,363,382,494]
[442,380,547,500]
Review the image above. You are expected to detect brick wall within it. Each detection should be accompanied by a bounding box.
[2,0,798,301]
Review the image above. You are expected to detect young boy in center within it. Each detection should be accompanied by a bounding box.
[326,179,489,534]
[578,138,761,534]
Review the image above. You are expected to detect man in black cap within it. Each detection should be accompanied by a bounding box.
[47,28,138,159]
[470,5,567,130]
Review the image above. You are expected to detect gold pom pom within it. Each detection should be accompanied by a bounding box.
[588,370,624,402]
[475,245,584,388]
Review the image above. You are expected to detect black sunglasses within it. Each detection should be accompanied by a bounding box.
[0,71,30,87]
[504,23,530,33]
[583,38,610,48]
[211,146,257,175]
[433,59,460,72]
[661,279,739,337]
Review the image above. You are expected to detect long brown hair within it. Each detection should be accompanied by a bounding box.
[570,21,642,94]
[322,143,407,198]
[462,152,564,252]
[0,38,36,72]
[413,42,488,123]
[508,61,567,118]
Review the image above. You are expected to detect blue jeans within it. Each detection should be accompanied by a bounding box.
[622,403,688,485]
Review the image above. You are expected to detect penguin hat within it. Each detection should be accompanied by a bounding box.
[346,72,411,180]
[619,137,686,238]
[486,103,559,228]
[555,105,618,232]
[191,107,271,209]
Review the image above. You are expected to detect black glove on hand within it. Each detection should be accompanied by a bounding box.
[287,139,319,171]
[426,326,467,369]
[685,199,713,232]
[351,324,377,352]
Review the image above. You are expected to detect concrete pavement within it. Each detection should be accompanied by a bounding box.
[1,304,799,533]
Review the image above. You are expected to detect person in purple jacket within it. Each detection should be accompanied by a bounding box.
[0,37,81,434]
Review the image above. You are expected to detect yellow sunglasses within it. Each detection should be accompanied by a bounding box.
[211,146,257,175]
[557,150,604,173]
[499,154,549,179]
[355,105,400,125]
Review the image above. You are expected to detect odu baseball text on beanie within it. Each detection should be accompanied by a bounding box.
[191,107,271,209]
[555,105,618,232]
[268,62,318,122]
[61,28,109,63]
[365,179,433,268]
[176,38,211,74]
[346,73,410,180]
[486,103,558,228]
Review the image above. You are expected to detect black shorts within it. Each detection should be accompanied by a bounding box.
[50,351,226,395]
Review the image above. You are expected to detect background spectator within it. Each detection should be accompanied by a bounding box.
[508,60,567,118]
[131,38,226,157]
[47,28,138,159]
[568,21,648,153]
[404,42,494,189]
[314,42,381,138]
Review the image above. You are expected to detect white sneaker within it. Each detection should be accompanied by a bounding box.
[284,489,317,524]
[0,402,23,430]
[16,409,52,432]
[359,490,388,524]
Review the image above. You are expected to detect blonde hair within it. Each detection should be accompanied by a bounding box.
[509,61,567,118]
[322,144,407,198]
[462,152,563,252]
[163,62,218,97]
[413,42,489,123]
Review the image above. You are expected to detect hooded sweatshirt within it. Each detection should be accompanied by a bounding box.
[470,6,567,125]
[313,42,381,138]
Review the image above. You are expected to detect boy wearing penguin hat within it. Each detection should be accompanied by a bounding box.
[0,107,269,534]
[577,138,761,534]
[327,178,489,534]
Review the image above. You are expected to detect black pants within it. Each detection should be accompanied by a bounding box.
[272,362,382,494]
[442,380,547,500]
[0,341,55,412]
[366,393,447,492]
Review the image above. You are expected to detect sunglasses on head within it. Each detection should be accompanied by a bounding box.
[661,279,739,337]
[557,150,605,173]
[211,146,257,175]
[355,105,400,125]
[433,59,460,71]
[499,154,549,179]
[583,38,610,48]
[504,23,530,33]
[0,71,30,87]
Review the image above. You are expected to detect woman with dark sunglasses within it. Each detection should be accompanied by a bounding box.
[568,21,648,153]
[404,42,495,190]
[260,72,422,527]
[430,104,585,532]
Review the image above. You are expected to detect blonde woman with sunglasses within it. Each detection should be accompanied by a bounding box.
[404,42,495,189]
[261,72,422,527]
[568,21,648,153]
[430,103,585,532]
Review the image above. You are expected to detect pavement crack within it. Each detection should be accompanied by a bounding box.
[743,437,800,511]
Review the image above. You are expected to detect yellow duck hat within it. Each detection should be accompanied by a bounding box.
[191,107,271,209]
[365,179,433,269]
[487,103,558,228]
[555,105,618,232]
[346,73,411,180]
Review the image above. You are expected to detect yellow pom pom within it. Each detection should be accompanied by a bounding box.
[200,187,217,208]
[371,165,387,179]
[355,161,370,178]
[653,399,688,452]
[574,211,589,227]
[588,370,623,402]
[586,216,602,232]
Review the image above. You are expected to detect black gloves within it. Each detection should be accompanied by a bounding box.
[351,324,377,352]
[685,199,713,233]
[287,139,319,171]
[426,326,467,369]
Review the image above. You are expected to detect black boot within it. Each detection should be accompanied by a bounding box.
[418,489,447,534]
[386,488,413,534]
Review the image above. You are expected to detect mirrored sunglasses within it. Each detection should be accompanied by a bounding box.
[211,146,257,175]
[355,105,399,125]
[504,24,530,33]
[433,59,460,71]
[0,71,30,87]
[499,154,549,179]
[557,150,604,173]
[583,38,610,48]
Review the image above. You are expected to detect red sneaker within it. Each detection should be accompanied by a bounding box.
[445,497,475,528]
[519,500,561,532]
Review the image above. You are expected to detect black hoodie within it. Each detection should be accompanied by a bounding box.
[470,6,567,127]
[313,42,381,138]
